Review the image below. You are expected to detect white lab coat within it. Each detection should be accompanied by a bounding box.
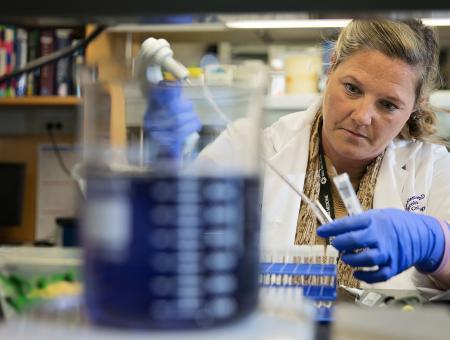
[198,98,450,290]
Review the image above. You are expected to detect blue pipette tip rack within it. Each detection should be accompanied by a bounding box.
[260,262,337,322]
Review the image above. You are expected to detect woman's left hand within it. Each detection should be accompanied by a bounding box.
[317,209,445,283]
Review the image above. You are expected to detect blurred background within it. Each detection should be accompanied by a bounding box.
[0,3,449,339]
[1,8,450,244]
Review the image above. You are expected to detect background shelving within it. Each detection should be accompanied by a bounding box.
[0,96,81,106]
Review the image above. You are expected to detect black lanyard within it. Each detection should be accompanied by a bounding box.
[318,128,335,220]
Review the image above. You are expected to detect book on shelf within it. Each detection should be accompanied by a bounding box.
[39,30,56,96]
[55,29,73,97]
[4,26,16,97]
[15,28,28,96]
[0,25,6,97]
[27,29,40,96]
[71,38,84,97]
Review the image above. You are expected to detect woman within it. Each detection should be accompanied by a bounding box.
[199,19,450,289]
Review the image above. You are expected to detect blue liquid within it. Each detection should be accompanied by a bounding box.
[83,174,260,329]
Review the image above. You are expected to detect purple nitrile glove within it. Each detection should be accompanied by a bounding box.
[144,80,201,160]
[317,208,445,283]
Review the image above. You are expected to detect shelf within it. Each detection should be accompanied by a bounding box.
[105,23,450,47]
[0,96,81,106]
[1,92,446,110]
[264,91,450,111]
[106,23,332,43]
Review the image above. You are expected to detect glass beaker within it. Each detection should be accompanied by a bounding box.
[80,59,267,329]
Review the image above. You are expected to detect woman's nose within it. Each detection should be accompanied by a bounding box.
[350,99,375,125]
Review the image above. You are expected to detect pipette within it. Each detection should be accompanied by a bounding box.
[264,159,333,225]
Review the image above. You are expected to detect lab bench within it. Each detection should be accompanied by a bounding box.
[0,247,449,340]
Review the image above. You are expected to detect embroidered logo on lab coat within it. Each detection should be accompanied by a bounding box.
[405,194,426,212]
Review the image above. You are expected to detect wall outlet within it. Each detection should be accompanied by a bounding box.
[46,121,64,132]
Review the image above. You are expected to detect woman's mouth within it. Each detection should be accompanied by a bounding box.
[341,128,368,139]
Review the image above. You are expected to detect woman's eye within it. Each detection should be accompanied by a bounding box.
[380,100,398,112]
[344,83,360,95]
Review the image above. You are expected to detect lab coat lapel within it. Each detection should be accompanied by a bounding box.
[373,141,409,210]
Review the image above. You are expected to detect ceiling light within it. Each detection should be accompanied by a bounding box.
[422,18,450,26]
[225,17,450,29]
[225,19,351,29]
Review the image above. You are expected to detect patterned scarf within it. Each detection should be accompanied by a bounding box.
[294,110,385,288]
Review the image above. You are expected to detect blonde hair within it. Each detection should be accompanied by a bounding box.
[331,19,444,144]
